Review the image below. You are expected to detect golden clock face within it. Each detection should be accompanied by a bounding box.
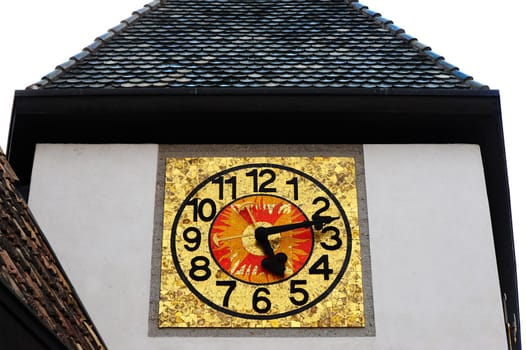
[159,157,364,328]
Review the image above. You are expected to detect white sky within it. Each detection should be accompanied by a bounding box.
[1,0,524,332]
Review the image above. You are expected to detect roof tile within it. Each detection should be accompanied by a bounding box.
[96,31,115,43]
[424,51,445,62]
[109,22,127,34]
[56,59,77,71]
[32,0,488,90]
[0,149,106,349]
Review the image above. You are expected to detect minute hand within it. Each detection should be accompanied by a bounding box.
[255,221,313,239]
[255,215,339,239]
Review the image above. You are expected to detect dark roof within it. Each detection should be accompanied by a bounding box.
[0,148,106,349]
[28,0,487,90]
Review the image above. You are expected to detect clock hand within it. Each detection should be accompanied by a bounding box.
[255,221,312,239]
[254,224,289,277]
[212,222,308,246]
[261,252,287,277]
[257,233,287,277]
[255,215,339,277]
[254,215,339,239]
[212,223,308,249]
[213,215,340,247]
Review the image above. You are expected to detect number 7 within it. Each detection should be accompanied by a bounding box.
[216,280,236,307]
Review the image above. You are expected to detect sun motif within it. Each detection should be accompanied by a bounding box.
[210,195,313,284]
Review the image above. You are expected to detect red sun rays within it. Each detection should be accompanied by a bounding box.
[210,195,312,284]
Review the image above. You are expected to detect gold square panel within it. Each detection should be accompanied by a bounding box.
[158,156,365,329]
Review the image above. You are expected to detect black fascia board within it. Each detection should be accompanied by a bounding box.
[6,87,520,349]
[7,87,504,186]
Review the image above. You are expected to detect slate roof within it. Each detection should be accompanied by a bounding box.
[0,148,106,349]
[28,0,487,90]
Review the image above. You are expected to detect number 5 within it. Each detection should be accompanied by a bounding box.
[289,280,309,306]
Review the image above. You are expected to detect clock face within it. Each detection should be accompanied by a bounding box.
[159,157,365,328]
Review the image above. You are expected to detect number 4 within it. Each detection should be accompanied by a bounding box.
[308,255,333,280]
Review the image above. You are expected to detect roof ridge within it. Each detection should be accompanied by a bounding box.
[348,1,489,90]
[27,0,165,90]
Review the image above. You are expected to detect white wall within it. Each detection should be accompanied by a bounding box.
[28,143,507,350]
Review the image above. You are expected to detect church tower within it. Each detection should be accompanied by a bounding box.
[5,0,520,349]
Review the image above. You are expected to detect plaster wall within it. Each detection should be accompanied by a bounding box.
[28,143,507,350]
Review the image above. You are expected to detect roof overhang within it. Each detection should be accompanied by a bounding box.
[8,87,504,185]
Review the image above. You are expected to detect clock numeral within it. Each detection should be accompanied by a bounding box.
[182,227,201,251]
[189,256,211,281]
[216,280,236,307]
[320,226,342,250]
[312,196,344,250]
[212,176,237,200]
[245,169,277,193]
[286,177,299,200]
[312,196,330,216]
[289,280,309,306]
[187,198,217,222]
[308,254,333,280]
[252,287,272,313]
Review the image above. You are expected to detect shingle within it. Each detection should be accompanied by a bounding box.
[0,149,106,349]
[32,0,488,90]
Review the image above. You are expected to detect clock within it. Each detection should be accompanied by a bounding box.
[158,156,365,328]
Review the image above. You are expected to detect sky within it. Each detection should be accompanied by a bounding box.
[1,0,524,331]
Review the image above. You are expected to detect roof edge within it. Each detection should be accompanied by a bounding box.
[14,86,500,98]
[348,1,489,90]
[26,0,166,90]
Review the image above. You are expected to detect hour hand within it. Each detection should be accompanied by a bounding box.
[262,253,287,277]
[255,229,276,257]
[255,230,288,276]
